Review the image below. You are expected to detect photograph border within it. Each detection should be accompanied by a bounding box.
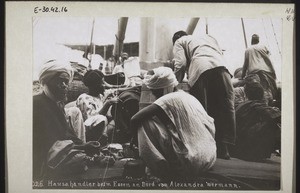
[5,1,295,193]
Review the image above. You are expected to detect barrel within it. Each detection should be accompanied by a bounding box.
[139,83,190,110]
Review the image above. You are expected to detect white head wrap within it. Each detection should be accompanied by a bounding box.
[144,67,178,94]
[38,59,74,85]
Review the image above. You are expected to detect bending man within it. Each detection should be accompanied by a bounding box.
[130,67,216,180]
[172,31,235,159]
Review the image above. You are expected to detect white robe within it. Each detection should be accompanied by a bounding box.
[173,35,227,87]
[138,91,216,177]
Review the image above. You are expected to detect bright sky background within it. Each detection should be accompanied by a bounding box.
[33,17,282,80]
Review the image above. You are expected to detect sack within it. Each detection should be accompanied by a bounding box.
[46,140,88,176]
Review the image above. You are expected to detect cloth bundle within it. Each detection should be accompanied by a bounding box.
[47,140,88,175]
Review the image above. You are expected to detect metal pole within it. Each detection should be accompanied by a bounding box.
[139,17,156,68]
[186,18,200,35]
[241,18,248,48]
[113,17,129,58]
[104,46,107,60]
[88,18,95,69]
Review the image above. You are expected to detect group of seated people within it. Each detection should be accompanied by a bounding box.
[33,59,144,180]
[231,67,281,161]
[34,31,282,184]
[33,56,281,181]
[32,59,216,181]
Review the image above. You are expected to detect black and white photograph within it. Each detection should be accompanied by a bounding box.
[5,2,295,193]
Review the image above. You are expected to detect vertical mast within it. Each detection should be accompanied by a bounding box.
[186,18,200,35]
[88,18,95,69]
[241,18,248,48]
[113,17,129,60]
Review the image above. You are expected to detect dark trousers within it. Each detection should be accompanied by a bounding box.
[190,67,236,146]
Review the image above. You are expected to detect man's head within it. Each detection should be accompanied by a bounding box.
[120,52,129,62]
[251,34,259,45]
[233,67,243,79]
[144,67,178,99]
[172,31,188,45]
[83,69,105,96]
[39,59,74,101]
[244,82,264,100]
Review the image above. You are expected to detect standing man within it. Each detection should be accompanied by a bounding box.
[241,34,277,105]
[172,31,235,159]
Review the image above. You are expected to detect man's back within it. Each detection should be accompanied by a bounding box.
[153,90,216,173]
[154,91,216,143]
[174,34,223,59]
[244,44,273,74]
[173,34,227,87]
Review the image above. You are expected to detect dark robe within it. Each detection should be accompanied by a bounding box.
[231,100,281,161]
[110,86,141,143]
[248,70,278,103]
[189,67,236,146]
[33,93,83,180]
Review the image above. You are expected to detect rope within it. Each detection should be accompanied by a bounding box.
[261,19,271,49]
[270,18,282,56]
[99,80,119,188]
[99,18,123,186]
[205,18,209,34]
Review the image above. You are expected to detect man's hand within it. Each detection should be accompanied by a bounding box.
[85,141,101,148]
[83,141,101,156]
[108,96,120,105]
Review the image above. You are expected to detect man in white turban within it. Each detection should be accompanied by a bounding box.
[38,59,74,102]
[143,66,179,95]
[33,59,87,179]
[130,67,216,180]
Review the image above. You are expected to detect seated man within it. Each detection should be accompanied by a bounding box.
[231,81,281,161]
[76,69,120,143]
[232,67,246,88]
[234,73,261,108]
[130,67,216,180]
[33,60,109,180]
